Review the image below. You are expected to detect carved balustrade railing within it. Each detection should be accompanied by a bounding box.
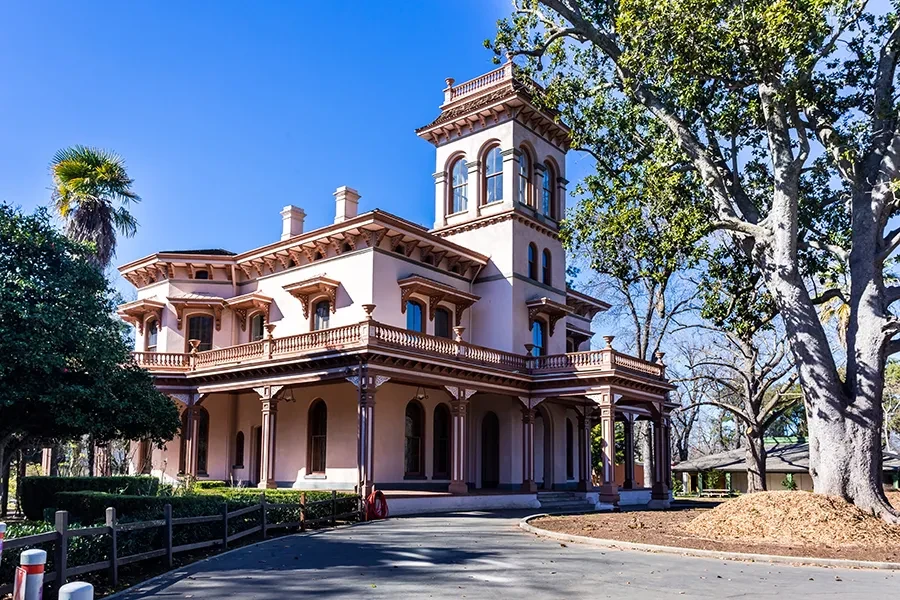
[131,319,664,380]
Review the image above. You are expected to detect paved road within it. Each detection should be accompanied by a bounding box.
[112,511,898,599]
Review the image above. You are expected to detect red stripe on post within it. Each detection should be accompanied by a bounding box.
[21,564,44,574]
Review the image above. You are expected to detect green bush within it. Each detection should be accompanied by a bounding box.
[20,476,159,520]
[193,480,227,490]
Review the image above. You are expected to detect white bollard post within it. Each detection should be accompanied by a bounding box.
[0,522,5,567]
[15,548,46,600]
[59,581,94,600]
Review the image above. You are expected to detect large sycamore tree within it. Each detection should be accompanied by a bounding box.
[493,0,900,518]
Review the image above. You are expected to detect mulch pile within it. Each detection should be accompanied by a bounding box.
[686,491,900,547]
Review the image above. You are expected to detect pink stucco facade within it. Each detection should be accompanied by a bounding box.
[120,63,674,508]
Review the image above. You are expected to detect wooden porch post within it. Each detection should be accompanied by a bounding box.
[253,385,284,489]
[576,410,594,492]
[649,412,671,509]
[598,404,619,504]
[622,413,636,490]
[445,387,475,495]
[350,367,389,499]
[185,403,200,477]
[521,407,537,493]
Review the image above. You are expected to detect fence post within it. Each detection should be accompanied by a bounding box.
[55,510,69,590]
[105,507,118,587]
[164,504,173,568]
[222,502,229,550]
[59,581,94,599]
[299,492,306,532]
[16,548,47,600]
[0,522,5,567]
[331,490,336,526]
[260,494,267,539]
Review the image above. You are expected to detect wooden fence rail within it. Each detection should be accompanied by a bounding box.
[0,491,359,595]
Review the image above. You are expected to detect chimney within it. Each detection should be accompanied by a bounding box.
[334,186,360,224]
[281,205,306,240]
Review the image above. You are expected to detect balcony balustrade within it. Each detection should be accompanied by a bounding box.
[130,319,665,380]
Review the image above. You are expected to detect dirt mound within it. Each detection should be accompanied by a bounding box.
[687,491,900,547]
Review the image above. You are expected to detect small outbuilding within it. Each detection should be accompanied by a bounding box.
[674,441,900,494]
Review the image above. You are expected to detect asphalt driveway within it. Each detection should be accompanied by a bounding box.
[112,510,899,599]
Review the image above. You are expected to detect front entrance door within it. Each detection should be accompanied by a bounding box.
[481,412,500,489]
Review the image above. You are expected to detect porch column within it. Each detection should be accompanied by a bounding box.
[598,404,619,504]
[185,404,200,477]
[253,385,284,489]
[351,369,390,499]
[446,386,475,495]
[521,407,537,492]
[576,410,594,491]
[622,413,636,490]
[649,413,671,508]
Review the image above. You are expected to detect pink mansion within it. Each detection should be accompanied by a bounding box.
[118,63,674,513]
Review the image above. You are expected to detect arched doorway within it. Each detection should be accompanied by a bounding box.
[481,412,500,489]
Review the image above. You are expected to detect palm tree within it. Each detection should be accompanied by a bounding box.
[51,145,140,268]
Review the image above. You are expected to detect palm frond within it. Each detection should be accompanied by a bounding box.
[50,145,141,267]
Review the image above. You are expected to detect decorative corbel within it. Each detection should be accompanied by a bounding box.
[326,287,338,313]
[548,313,564,336]
[453,302,469,326]
[400,287,415,313]
[262,257,277,274]
[275,253,292,269]
[366,228,387,249]
[301,245,317,263]
[343,233,358,251]
[213,305,223,331]
[428,293,447,321]
[174,305,185,330]
[297,294,311,319]
[234,308,248,331]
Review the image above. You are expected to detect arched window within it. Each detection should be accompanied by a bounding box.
[531,319,547,356]
[194,269,209,280]
[145,319,159,352]
[450,158,468,214]
[249,313,265,342]
[435,307,452,339]
[179,406,210,475]
[433,404,451,479]
[235,431,245,468]
[517,150,530,205]
[187,314,214,352]
[542,249,552,285]
[406,300,424,333]
[566,419,574,480]
[308,400,327,474]
[527,243,538,280]
[313,300,330,330]
[405,401,425,477]
[541,166,554,217]
[484,146,503,204]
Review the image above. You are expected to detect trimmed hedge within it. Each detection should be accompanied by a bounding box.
[193,480,227,490]
[20,476,160,520]
[55,491,243,523]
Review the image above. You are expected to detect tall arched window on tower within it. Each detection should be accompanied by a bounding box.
[450,158,468,213]
[187,314,213,352]
[531,319,547,356]
[542,165,554,217]
[313,300,330,330]
[308,400,327,474]
[249,313,265,342]
[406,300,424,333]
[405,401,425,477]
[145,318,159,352]
[484,146,503,204]
[435,307,452,339]
[527,243,538,280]
[542,249,552,285]
[517,150,530,205]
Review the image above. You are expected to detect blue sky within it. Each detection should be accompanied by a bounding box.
[0,1,595,295]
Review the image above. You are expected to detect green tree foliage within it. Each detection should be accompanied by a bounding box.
[0,205,179,449]
[491,0,900,518]
[51,145,140,268]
